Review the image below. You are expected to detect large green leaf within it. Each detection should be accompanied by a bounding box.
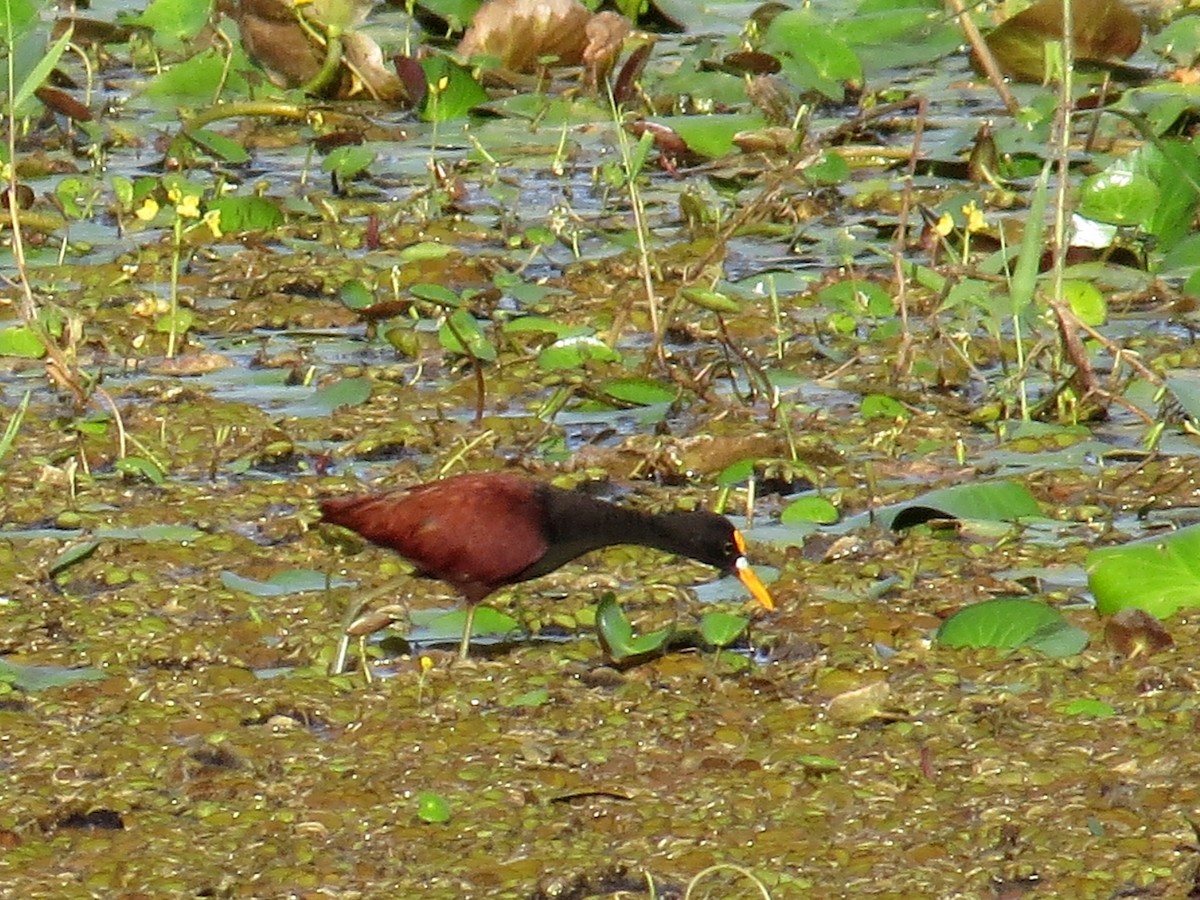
[936,598,1088,657]
[1088,525,1200,618]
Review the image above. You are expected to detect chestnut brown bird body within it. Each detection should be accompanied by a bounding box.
[320,472,773,658]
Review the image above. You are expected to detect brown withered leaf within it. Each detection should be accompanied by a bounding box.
[458,0,629,79]
[981,0,1142,82]
[1104,608,1173,661]
[582,11,631,85]
[235,0,406,102]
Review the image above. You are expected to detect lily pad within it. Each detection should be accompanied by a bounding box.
[222,569,355,597]
[0,658,107,691]
[936,597,1089,657]
[1088,524,1200,618]
[595,594,671,663]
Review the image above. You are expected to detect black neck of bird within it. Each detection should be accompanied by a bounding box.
[521,486,722,581]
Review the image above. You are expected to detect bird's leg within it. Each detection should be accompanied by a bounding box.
[458,604,477,661]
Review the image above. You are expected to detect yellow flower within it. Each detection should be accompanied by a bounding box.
[176,194,201,219]
[202,209,223,238]
[962,201,985,233]
[135,198,159,221]
[934,212,954,236]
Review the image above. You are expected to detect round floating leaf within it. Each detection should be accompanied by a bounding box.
[936,598,1078,655]
[1078,168,1159,227]
[321,145,377,180]
[338,280,375,311]
[716,458,757,487]
[659,112,769,159]
[115,456,166,485]
[205,195,284,233]
[221,569,355,597]
[416,791,452,824]
[283,377,373,418]
[537,335,621,371]
[860,393,908,420]
[185,127,250,164]
[415,606,520,645]
[1061,279,1106,326]
[0,325,47,358]
[886,480,1040,529]
[698,611,749,648]
[410,282,462,307]
[780,495,839,525]
[0,658,107,691]
[1060,698,1117,717]
[1088,524,1200,618]
[598,377,676,406]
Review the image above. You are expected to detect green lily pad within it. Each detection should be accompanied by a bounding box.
[885,480,1041,530]
[416,791,452,824]
[1088,524,1200,618]
[936,597,1089,658]
[221,569,355,597]
[596,595,671,663]
[780,495,839,526]
[698,611,749,648]
[0,658,107,691]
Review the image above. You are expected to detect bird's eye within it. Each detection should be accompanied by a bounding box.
[723,541,736,557]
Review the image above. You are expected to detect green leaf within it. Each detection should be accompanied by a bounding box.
[321,145,377,180]
[411,283,463,307]
[860,394,908,420]
[420,55,488,122]
[142,49,241,101]
[780,495,839,525]
[537,336,621,371]
[1077,166,1160,227]
[154,308,195,335]
[503,688,551,708]
[716,458,757,487]
[0,658,107,691]
[1088,524,1200,618]
[205,196,284,233]
[49,541,100,577]
[221,569,355,597]
[698,612,749,648]
[439,310,497,360]
[114,456,166,485]
[597,377,676,406]
[283,377,373,418]
[11,23,72,113]
[1059,698,1117,718]
[1061,279,1106,326]
[416,606,519,644]
[658,113,768,159]
[0,390,30,465]
[596,595,671,662]
[885,480,1040,529]
[185,127,251,164]
[935,598,1071,651]
[126,0,213,51]
[338,280,375,310]
[416,791,452,824]
[817,279,894,317]
[0,325,47,358]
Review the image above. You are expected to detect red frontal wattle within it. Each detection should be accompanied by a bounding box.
[319,473,552,603]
